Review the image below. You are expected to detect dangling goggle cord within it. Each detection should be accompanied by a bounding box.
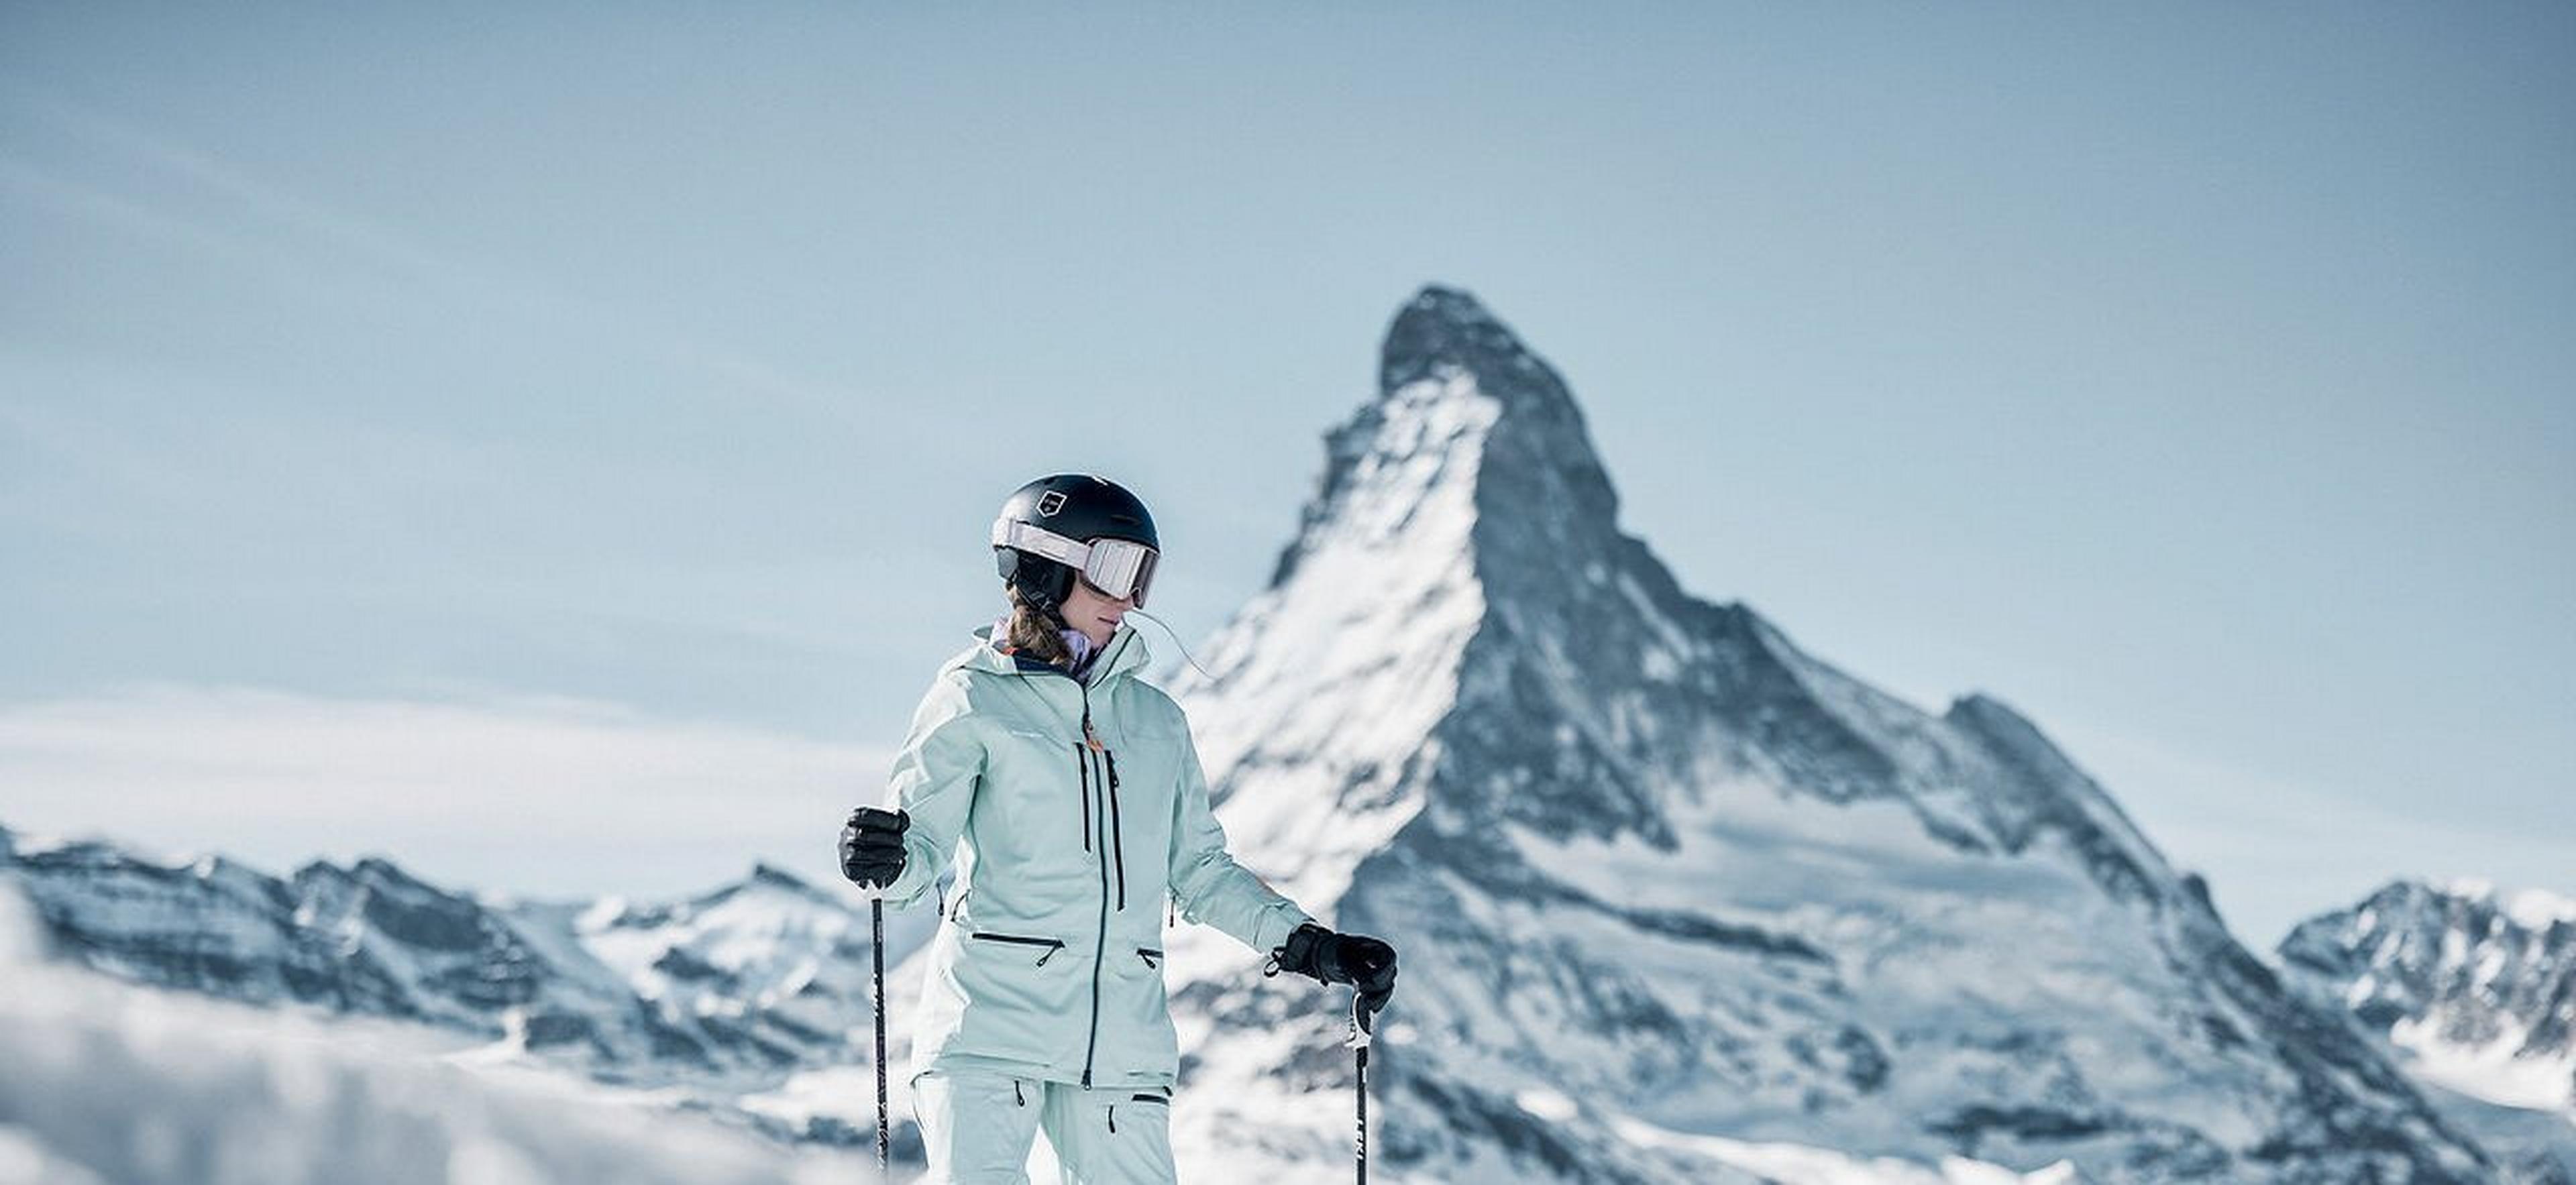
[1120,608,1220,685]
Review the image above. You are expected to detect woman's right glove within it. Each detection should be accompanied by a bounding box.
[839,806,909,889]
[1267,921,1399,1019]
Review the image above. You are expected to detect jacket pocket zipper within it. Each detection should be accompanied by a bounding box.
[1074,742,1093,852]
[969,932,1066,966]
[1104,748,1126,911]
[1136,947,1162,969]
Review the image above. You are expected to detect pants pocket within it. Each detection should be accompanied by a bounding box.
[912,1069,1044,1184]
[1040,1082,1177,1185]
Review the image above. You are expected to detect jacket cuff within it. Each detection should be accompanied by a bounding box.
[1250,901,1318,955]
[877,834,945,908]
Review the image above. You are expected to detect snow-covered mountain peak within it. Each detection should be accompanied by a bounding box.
[1248,284,1624,600]
[1377,285,1599,462]
[1377,284,1623,564]
[1165,284,1661,916]
[1150,287,2496,1182]
[722,861,847,908]
[1187,285,2183,895]
[2282,881,2576,1046]
[1379,284,1520,389]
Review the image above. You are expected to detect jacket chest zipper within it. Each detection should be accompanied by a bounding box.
[1071,721,1125,907]
[1104,748,1126,909]
[1075,740,1092,852]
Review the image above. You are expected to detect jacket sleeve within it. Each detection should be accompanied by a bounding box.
[874,672,984,910]
[1166,720,1314,954]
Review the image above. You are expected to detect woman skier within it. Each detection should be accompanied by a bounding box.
[840,473,1399,1184]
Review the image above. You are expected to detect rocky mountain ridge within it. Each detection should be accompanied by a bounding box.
[2279,879,2576,1182]
[0,820,916,1146]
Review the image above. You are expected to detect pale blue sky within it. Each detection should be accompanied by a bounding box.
[2,3,2567,946]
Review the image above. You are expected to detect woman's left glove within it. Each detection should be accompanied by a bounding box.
[839,806,910,889]
[1268,921,1399,1018]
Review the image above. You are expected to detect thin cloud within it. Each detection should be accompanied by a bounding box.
[0,685,888,901]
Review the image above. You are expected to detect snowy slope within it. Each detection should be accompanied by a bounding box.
[0,821,927,1149]
[1142,285,2502,1183]
[0,883,886,1185]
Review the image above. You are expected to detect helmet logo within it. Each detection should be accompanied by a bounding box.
[1036,490,1067,517]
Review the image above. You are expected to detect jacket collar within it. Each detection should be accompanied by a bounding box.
[964,620,1150,685]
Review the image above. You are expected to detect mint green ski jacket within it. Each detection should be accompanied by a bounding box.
[875,621,1314,1090]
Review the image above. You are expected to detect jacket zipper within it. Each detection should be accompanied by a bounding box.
[1137,947,1161,969]
[1020,630,1132,1090]
[1105,748,1126,911]
[967,932,1065,966]
[1075,741,1093,851]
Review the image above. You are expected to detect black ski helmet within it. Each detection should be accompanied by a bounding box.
[991,474,1161,618]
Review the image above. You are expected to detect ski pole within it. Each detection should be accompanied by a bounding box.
[872,893,890,1182]
[1346,991,1374,1184]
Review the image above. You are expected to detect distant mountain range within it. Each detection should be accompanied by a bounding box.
[2279,879,2576,1183]
[0,820,922,1148]
[4,285,2569,1183]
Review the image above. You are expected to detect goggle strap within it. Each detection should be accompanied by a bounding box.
[994,519,1088,566]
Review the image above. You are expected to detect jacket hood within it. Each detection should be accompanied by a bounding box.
[961,619,1153,685]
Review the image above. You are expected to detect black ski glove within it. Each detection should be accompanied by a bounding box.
[1267,921,1399,1018]
[839,807,909,889]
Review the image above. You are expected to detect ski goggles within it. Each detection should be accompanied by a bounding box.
[991,519,1160,606]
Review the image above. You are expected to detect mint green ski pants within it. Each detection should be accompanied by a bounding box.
[912,1069,1177,1184]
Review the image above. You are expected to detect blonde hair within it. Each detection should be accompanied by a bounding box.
[1003,584,1073,667]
